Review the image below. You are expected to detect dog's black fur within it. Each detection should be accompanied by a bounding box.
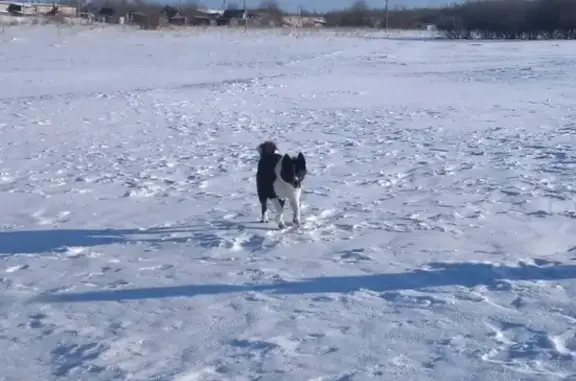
[256,141,283,221]
[256,141,307,223]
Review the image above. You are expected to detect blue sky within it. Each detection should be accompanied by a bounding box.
[195,0,461,13]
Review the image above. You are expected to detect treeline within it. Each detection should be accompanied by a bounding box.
[53,0,576,39]
[434,0,576,39]
[324,1,435,29]
[323,0,576,40]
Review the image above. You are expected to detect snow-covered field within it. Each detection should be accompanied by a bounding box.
[2,25,576,381]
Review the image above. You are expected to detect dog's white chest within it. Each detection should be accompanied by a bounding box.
[273,179,300,200]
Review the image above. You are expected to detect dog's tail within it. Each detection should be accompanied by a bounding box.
[257,141,278,155]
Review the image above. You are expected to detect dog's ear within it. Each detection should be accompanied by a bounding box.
[296,152,306,169]
[281,154,294,176]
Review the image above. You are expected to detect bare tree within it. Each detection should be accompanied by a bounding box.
[434,0,576,40]
[256,0,282,24]
[259,0,279,9]
[350,0,368,12]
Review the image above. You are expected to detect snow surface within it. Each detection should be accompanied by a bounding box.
[2,25,576,381]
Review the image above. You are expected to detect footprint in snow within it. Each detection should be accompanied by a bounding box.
[138,264,174,271]
[336,249,372,263]
[5,264,29,273]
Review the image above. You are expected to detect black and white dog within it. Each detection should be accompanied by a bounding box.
[256,141,307,229]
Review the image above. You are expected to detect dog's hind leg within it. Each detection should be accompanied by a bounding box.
[271,198,286,229]
[259,197,269,223]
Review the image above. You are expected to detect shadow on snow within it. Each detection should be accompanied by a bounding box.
[0,221,276,256]
[30,261,576,304]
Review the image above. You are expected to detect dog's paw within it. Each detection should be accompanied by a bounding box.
[260,218,269,223]
[292,218,301,226]
[278,221,287,230]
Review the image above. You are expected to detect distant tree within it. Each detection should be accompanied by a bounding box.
[299,7,320,16]
[256,0,282,24]
[432,0,576,40]
[339,0,370,27]
[259,0,279,10]
[350,0,369,12]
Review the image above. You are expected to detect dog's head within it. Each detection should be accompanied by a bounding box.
[257,141,278,156]
[280,152,307,188]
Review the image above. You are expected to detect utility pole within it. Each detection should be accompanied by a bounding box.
[243,0,247,31]
[385,0,389,31]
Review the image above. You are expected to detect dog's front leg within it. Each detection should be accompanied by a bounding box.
[271,198,286,229]
[289,193,301,226]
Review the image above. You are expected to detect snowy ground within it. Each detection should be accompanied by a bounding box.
[2,25,576,381]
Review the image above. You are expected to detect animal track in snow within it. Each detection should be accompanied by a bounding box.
[5,264,29,273]
[49,341,110,377]
[482,320,576,376]
[5,28,576,381]
[335,248,373,264]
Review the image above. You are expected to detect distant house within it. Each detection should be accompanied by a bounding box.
[126,11,149,28]
[4,2,35,16]
[282,15,326,28]
[96,6,118,23]
[55,5,76,16]
[40,3,76,16]
[199,8,224,16]
[0,1,76,17]
[188,8,221,26]
[162,5,178,19]
[161,5,186,26]
[34,3,56,14]
[217,8,260,26]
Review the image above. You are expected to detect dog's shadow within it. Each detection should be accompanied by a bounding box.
[0,220,278,256]
[210,220,278,232]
